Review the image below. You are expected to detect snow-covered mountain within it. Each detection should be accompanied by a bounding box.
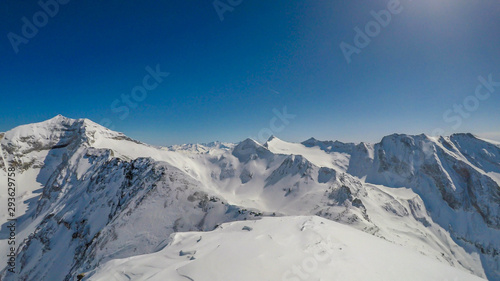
[0,116,498,280]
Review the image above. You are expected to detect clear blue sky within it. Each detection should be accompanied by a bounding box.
[1,0,499,145]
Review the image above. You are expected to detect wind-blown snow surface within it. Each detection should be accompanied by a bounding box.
[88,216,485,281]
[0,116,498,280]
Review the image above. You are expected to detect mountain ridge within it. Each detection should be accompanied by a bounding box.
[0,115,498,280]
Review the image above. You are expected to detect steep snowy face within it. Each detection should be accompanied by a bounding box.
[449,133,500,175]
[1,115,126,151]
[0,115,128,175]
[232,138,273,162]
[379,134,500,225]
[337,133,500,280]
[342,133,500,226]
[265,155,314,186]
[1,115,83,172]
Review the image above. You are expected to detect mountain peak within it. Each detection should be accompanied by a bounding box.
[232,138,273,162]
[51,114,67,119]
[234,138,264,150]
[450,133,477,139]
[264,135,283,148]
[1,116,126,157]
[43,114,76,125]
[301,137,320,147]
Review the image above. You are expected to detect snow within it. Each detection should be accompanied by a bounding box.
[88,216,486,281]
[0,116,498,280]
[265,136,350,172]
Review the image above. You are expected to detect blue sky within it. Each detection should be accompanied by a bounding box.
[1,0,499,145]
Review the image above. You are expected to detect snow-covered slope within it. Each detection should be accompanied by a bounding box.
[87,216,485,281]
[0,116,498,280]
[265,136,350,172]
[0,116,260,281]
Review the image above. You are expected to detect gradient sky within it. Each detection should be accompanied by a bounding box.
[1,0,499,145]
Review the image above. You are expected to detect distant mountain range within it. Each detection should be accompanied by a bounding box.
[0,115,498,280]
